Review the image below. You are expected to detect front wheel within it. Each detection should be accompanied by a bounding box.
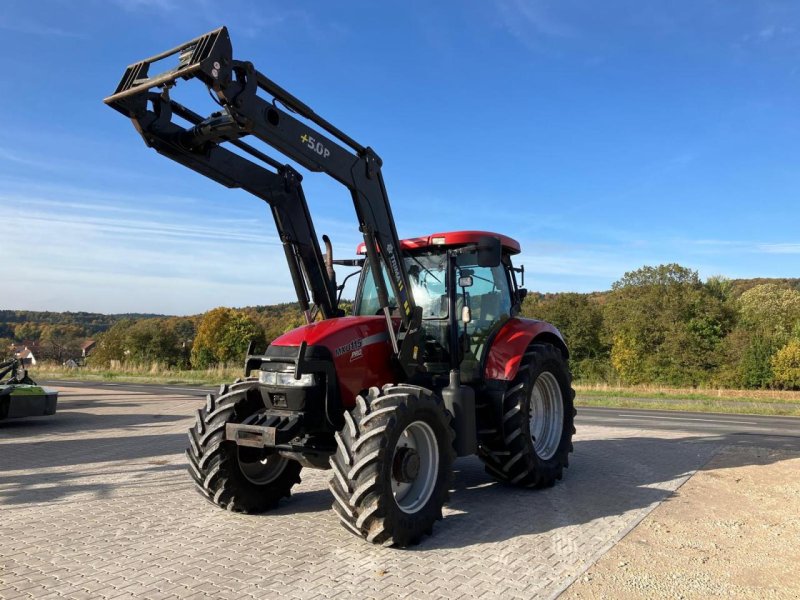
[328,384,455,547]
[186,380,302,512]
[478,343,576,488]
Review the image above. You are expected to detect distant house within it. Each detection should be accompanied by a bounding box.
[13,345,37,367]
[81,340,97,358]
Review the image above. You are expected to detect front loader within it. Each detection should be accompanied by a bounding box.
[106,27,576,547]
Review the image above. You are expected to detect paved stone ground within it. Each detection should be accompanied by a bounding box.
[0,386,721,600]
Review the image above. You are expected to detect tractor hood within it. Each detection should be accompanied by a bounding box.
[271,316,392,350]
[269,316,396,406]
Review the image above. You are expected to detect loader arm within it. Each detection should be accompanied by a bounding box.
[105,26,423,374]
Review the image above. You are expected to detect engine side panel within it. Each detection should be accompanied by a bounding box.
[270,316,396,407]
[484,317,569,381]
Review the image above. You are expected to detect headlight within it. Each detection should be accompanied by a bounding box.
[258,370,316,387]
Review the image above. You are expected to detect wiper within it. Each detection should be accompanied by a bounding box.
[409,254,441,284]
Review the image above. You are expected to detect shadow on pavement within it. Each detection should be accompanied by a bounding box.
[0,462,186,505]
[0,409,186,435]
[420,432,800,550]
[0,430,189,471]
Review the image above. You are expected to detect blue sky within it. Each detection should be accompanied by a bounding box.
[0,1,798,314]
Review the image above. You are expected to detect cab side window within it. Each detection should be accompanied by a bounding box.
[456,254,513,363]
[355,263,396,316]
[464,265,512,327]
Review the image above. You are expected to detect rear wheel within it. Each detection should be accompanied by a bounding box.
[477,343,575,488]
[186,380,302,512]
[328,384,455,547]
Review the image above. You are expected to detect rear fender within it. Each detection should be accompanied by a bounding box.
[483,318,569,381]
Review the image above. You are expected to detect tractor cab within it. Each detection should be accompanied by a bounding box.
[354,231,526,381]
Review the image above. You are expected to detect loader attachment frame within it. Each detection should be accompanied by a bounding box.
[105,26,422,374]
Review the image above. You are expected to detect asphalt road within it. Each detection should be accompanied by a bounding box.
[43,379,800,448]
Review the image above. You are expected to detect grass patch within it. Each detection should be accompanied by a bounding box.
[31,364,242,386]
[574,383,800,416]
[575,396,800,417]
[575,391,800,417]
[575,383,800,403]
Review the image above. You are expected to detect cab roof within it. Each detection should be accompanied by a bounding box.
[356,230,521,256]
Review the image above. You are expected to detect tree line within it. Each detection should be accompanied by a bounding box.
[72,304,311,370]
[0,305,306,367]
[3,266,799,389]
[521,265,800,389]
[0,310,163,364]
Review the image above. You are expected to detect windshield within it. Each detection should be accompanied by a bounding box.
[355,251,448,319]
[354,248,514,371]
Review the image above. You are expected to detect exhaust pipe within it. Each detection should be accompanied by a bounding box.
[322,235,337,297]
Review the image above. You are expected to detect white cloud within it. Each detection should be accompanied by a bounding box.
[0,173,367,313]
[677,238,800,256]
[496,0,576,41]
[110,0,181,12]
[758,243,800,254]
[0,17,84,38]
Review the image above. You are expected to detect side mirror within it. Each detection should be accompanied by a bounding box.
[517,288,528,302]
[458,275,474,288]
[477,236,502,268]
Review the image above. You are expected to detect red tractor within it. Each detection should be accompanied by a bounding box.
[106,27,575,547]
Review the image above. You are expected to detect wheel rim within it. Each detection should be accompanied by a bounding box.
[529,371,564,461]
[391,420,439,514]
[238,450,288,485]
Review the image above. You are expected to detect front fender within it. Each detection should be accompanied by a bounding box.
[483,318,569,381]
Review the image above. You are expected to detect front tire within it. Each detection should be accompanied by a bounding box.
[186,380,302,512]
[478,343,576,488]
[328,384,455,547]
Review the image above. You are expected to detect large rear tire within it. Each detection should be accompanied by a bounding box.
[477,343,576,488]
[186,380,302,512]
[328,384,455,547]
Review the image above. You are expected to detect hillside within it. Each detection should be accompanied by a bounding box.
[4,273,799,390]
[3,277,797,343]
[0,310,165,340]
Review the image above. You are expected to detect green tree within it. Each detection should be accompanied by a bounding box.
[523,292,609,380]
[603,264,732,385]
[772,339,800,389]
[612,263,700,289]
[705,275,733,303]
[91,317,202,368]
[163,316,196,369]
[719,283,800,388]
[191,308,265,368]
[89,320,136,366]
[124,319,183,366]
[13,322,41,341]
[610,332,644,384]
[738,284,800,338]
[39,324,85,363]
[523,293,604,360]
[738,336,780,388]
[0,337,14,358]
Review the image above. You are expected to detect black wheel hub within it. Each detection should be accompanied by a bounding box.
[392,447,421,483]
